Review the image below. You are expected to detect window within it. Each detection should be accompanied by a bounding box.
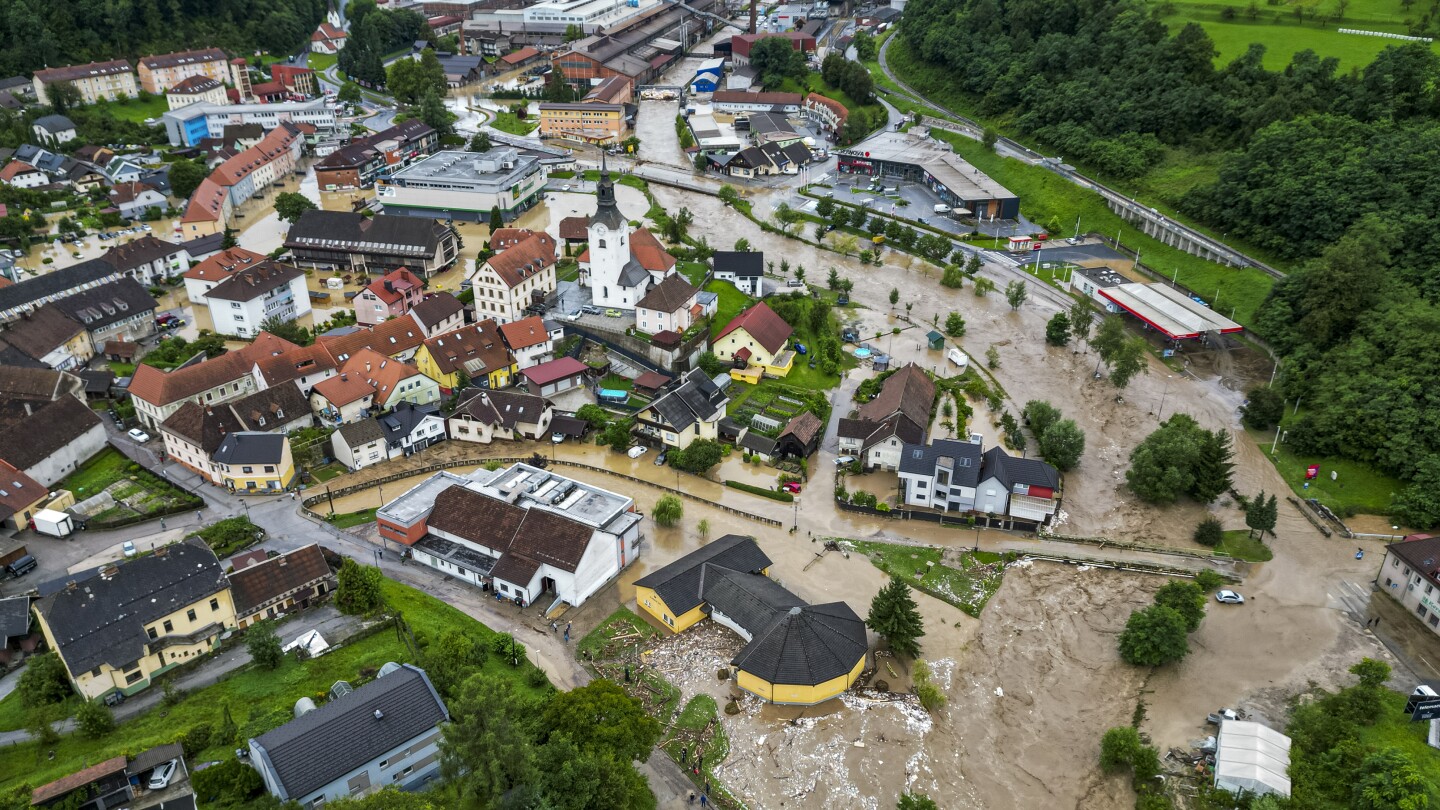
[163,620,173,633]
[1420,605,1429,618]
[232,302,241,309]
[211,598,220,611]
[379,759,390,769]
[126,671,144,684]
[243,466,254,474]
[265,465,275,473]
[147,627,158,640]
[186,608,197,622]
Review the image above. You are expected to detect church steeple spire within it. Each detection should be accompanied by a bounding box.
[592,153,625,230]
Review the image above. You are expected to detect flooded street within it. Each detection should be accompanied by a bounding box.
[634,99,689,169]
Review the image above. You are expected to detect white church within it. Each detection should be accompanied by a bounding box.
[578,158,677,309]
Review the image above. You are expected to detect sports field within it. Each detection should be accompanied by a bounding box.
[1156,0,1440,68]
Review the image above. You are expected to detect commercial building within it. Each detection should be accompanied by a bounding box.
[33,60,138,106]
[549,0,722,90]
[32,538,235,701]
[249,665,449,805]
[138,48,230,94]
[203,260,310,338]
[376,462,644,607]
[838,131,1020,220]
[1071,266,1244,342]
[729,32,816,66]
[51,278,160,352]
[180,123,310,238]
[474,0,662,36]
[162,99,336,148]
[634,535,868,705]
[377,148,548,223]
[314,120,439,190]
[164,76,228,113]
[0,259,121,323]
[710,90,803,115]
[1213,721,1292,799]
[285,210,461,279]
[538,102,626,144]
[100,235,191,286]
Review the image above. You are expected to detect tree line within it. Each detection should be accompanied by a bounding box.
[337,0,431,87]
[0,0,326,78]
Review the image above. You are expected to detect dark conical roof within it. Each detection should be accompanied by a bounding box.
[592,153,626,231]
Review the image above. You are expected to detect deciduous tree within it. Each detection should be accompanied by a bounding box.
[652,494,683,527]
[246,620,284,670]
[1045,312,1071,346]
[1118,605,1190,666]
[273,192,317,224]
[1153,581,1206,632]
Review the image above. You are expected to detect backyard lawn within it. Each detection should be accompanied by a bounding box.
[328,507,378,529]
[57,447,201,524]
[678,260,708,286]
[1245,428,1404,519]
[0,579,548,795]
[705,279,753,338]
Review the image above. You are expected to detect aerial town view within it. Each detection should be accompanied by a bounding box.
[0,0,1438,807]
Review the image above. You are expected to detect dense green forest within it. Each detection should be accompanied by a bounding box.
[0,0,326,77]
[336,0,431,86]
[898,0,1440,526]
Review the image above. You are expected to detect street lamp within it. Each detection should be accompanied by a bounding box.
[1157,375,1173,421]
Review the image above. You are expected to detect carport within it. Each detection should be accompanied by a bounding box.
[1213,721,1291,798]
[1098,283,1243,340]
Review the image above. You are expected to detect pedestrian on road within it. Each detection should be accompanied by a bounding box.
[687,791,695,805]
[681,746,688,765]
[699,794,708,807]
[1375,617,1382,628]
[705,780,711,796]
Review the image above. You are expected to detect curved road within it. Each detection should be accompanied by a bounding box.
[875,34,1277,277]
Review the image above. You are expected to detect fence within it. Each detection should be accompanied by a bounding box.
[303,456,782,527]
[834,498,1040,532]
[1037,529,1237,563]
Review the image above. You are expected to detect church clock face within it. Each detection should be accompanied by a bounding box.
[593,223,608,236]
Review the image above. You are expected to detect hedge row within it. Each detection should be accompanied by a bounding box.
[724,480,794,503]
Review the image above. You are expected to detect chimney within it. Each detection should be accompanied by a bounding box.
[278,555,288,567]
[65,579,77,592]
[374,709,384,720]
[101,564,119,580]
[155,545,168,557]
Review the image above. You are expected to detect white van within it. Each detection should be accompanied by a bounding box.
[627,446,649,459]
[933,204,952,214]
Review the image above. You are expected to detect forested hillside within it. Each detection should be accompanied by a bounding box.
[0,0,327,77]
[898,0,1440,526]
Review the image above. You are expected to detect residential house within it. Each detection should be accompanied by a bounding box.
[129,332,299,430]
[468,230,557,323]
[159,384,311,485]
[803,92,847,135]
[0,383,106,486]
[634,534,867,705]
[711,251,763,297]
[345,348,440,411]
[32,115,77,146]
[837,363,936,471]
[269,64,318,97]
[379,463,643,606]
[33,60,138,106]
[517,356,588,397]
[446,388,553,444]
[138,48,230,94]
[183,246,267,306]
[355,268,426,327]
[104,155,146,185]
[498,315,553,370]
[64,160,109,193]
[181,123,309,237]
[415,320,516,393]
[332,418,389,472]
[107,181,169,221]
[897,438,983,512]
[0,306,91,370]
[101,235,190,286]
[379,401,447,457]
[973,445,1061,523]
[204,260,310,338]
[633,368,730,450]
[775,410,822,458]
[51,278,160,352]
[558,216,591,247]
[0,258,121,323]
[310,371,377,426]
[319,316,429,364]
[166,75,228,109]
[635,274,700,336]
[285,211,461,279]
[211,431,296,491]
[737,428,777,463]
[714,301,794,379]
[313,120,439,190]
[409,293,465,338]
[1379,534,1440,638]
[0,161,48,189]
[228,544,335,628]
[0,459,47,532]
[32,538,235,701]
[251,666,448,806]
[30,745,196,810]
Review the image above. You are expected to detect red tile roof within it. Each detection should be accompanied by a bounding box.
[184,247,267,282]
[558,216,590,241]
[319,316,427,360]
[421,320,512,376]
[498,316,549,351]
[362,268,424,306]
[30,756,128,805]
[181,177,228,223]
[716,301,792,355]
[485,232,557,289]
[521,356,587,386]
[0,459,44,519]
[0,162,40,182]
[501,47,540,65]
[338,347,424,408]
[628,229,676,274]
[129,332,299,407]
[312,369,376,406]
[252,341,339,386]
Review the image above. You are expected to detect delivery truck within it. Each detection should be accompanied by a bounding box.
[31,508,74,538]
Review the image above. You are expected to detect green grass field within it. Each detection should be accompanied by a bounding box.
[91,94,169,124]
[850,540,1008,616]
[1157,0,1440,69]
[490,111,538,136]
[705,279,754,338]
[307,51,338,72]
[1217,529,1275,561]
[329,506,378,528]
[0,579,547,795]
[1245,427,1405,517]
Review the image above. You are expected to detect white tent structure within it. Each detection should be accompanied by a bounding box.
[1214,720,1292,798]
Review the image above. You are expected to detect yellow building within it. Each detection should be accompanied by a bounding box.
[415,320,516,393]
[633,368,729,450]
[32,60,138,106]
[713,301,794,378]
[634,535,869,706]
[211,431,296,492]
[33,538,235,701]
[138,48,230,94]
[538,102,626,145]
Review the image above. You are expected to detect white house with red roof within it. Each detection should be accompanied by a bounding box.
[312,22,348,55]
[354,268,425,326]
[498,315,554,370]
[0,161,48,189]
[183,247,267,306]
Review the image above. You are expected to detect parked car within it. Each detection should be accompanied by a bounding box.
[564,309,582,320]
[604,309,622,318]
[781,482,802,494]
[122,541,136,558]
[148,759,178,790]
[1214,590,1245,605]
[626,446,648,459]
[786,279,804,287]
[835,455,856,466]
[552,432,566,444]
[5,554,37,578]
[582,305,602,315]
[793,343,808,355]
[127,428,151,442]
[1207,708,1243,725]
[654,450,667,466]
